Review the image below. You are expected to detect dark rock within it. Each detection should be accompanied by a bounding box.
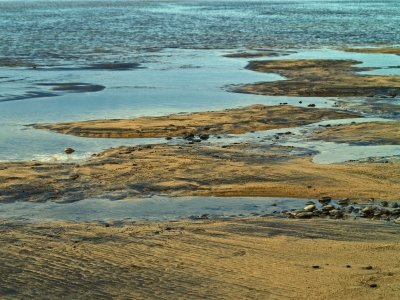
[337,198,350,206]
[369,283,378,288]
[319,196,332,204]
[183,133,195,140]
[390,202,399,208]
[199,134,209,140]
[381,201,389,207]
[64,147,75,154]
[361,206,375,217]
[295,211,313,219]
[322,205,335,212]
[307,104,316,107]
[312,265,320,269]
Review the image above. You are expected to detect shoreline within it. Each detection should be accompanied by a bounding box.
[1,216,399,299]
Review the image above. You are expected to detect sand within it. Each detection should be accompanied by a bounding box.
[32,105,360,139]
[1,142,399,203]
[342,47,400,55]
[313,121,400,145]
[1,217,399,299]
[231,59,400,97]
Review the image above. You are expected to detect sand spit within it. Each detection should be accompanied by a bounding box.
[232,59,400,97]
[343,47,400,55]
[1,142,399,203]
[32,105,361,138]
[314,121,400,145]
[1,217,399,299]
[223,49,295,58]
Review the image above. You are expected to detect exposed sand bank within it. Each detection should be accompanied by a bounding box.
[232,59,400,97]
[343,47,400,55]
[314,121,400,145]
[32,105,360,138]
[1,142,399,203]
[1,217,399,299]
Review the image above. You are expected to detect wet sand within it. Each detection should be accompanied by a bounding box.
[232,59,400,97]
[343,47,400,55]
[1,217,399,299]
[1,142,399,203]
[313,121,400,145]
[32,105,360,138]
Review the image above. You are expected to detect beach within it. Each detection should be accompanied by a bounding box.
[1,0,400,298]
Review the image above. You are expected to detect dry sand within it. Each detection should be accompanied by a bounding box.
[1,217,399,299]
[232,59,400,97]
[32,105,360,139]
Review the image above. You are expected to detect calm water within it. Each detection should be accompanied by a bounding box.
[0,0,399,162]
[0,0,400,66]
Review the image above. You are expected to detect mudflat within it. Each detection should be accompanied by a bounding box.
[231,59,400,97]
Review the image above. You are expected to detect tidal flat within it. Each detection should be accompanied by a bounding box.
[1,3,400,294]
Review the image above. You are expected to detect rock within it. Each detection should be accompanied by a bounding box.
[319,196,332,204]
[361,206,375,216]
[394,217,400,224]
[390,202,399,208]
[337,198,350,206]
[199,134,209,140]
[304,204,316,212]
[183,133,195,140]
[391,208,400,216]
[64,147,75,154]
[165,137,172,140]
[381,201,389,207]
[308,104,316,107]
[369,283,378,288]
[329,209,344,218]
[322,205,335,212]
[295,211,313,219]
[312,265,320,269]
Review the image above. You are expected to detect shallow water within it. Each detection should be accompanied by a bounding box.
[0,196,310,222]
[1,48,400,162]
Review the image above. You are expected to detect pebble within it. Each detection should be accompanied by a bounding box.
[294,211,313,219]
[319,196,332,204]
[64,147,75,154]
[312,265,320,269]
[361,206,375,216]
[337,198,350,205]
[369,283,378,288]
[381,201,389,207]
[304,204,316,212]
[322,205,335,212]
